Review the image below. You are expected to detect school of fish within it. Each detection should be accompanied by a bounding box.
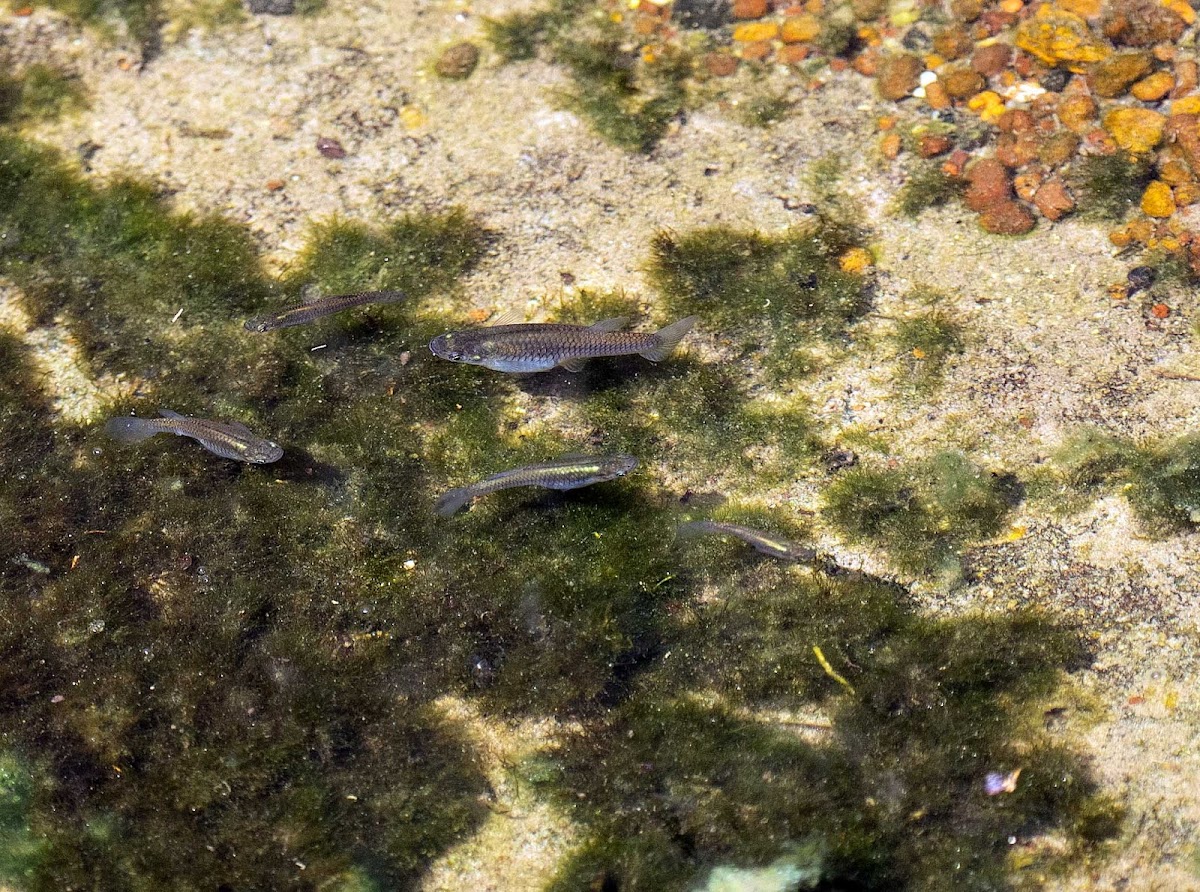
[104,289,815,561]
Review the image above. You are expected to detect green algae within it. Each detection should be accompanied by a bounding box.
[0,65,88,125]
[889,299,965,390]
[555,34,691,153]
[822,451,1019,576]
[648,220,871,380]
[40,0,163,49]
[1071,153,1153,222]
[895,161,964,217]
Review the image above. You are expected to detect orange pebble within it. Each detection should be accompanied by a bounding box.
[1151,303,1171,319]
[880,131,902,159]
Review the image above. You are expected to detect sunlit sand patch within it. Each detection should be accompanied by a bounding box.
[0,282,130,423]
[421,696,581,892]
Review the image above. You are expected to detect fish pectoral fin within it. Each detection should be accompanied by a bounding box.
[488,308,524,327]
[559,357,587,372]
[586,317,629,333]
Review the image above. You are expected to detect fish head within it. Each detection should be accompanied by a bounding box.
[244,440,285,464]
[429,332,486,365]
[604,454,640,479]
[243,316,274,333]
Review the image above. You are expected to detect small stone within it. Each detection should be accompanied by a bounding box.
[265,179,285,191]
[1038,131,1080,166]
[777,44,811,65]
[1103,1,1186,48]
[943,65,985,98]
[1172,60,1199,98]
[1171,96,1200,116]
[704,52,739,76]
[739,40,772,61]
[853,50,880,77]
[1015,6,1109,67]
[434,42,479,80]
[675,0,732,30]
[933,27,974,61]
[245,0,294,13]
[876,53,924,101]
[980,200,1036,234]
[316,136,346,159]
[732,22,779,41]
[1168,115,1200,171]
[1127,265,1157,294]
[918,134,953,157]
[1103,107,1166,153]
[923,81,951,110]
[1014,168,1045,201]
[1033,179,1075,220]
[781,14,820,43]
[1159,158,1192,186]
[971,43,1013,76]
[995,133,1041,168]
[732,0,768,19]
[997,109,1035,133]
[1176,182,1200,206]
[1040,68,1072,92]
[880,131,902,159]
[1142,179,1176,217]
[1058,94,1098,132]
[851,0,886,19]
[1150,302,1171,319]
[964,157,1012,211]
[1131,70,1175,101]
[839,247,873,273]
[1088,51,1152,98]
[950,0,983,22]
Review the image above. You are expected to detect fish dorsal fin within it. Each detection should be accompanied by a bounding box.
[488,308,524,327]
[587,317,629,333]
[225,420,255,436]
[559,357,587,373]
[158,408,186,420]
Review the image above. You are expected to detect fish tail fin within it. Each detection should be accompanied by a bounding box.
[675,520,716,539]
[641,315,698,363]
[374,289,407,305]
[434,486,475,517]
[104,416,158,444]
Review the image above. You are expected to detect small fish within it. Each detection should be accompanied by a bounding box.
[435,454,638,517]
[104,409,284,464]
[243,289,406,333]
[428,315,698,373]
[676,520,817,563]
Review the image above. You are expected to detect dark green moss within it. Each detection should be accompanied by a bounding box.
[648,221,871,380]
[484,9,559,61]
[0,65,88,125]
[554,35,690,153]
[1071,153,1153,222]
[40,0,163,49]
[1125,434,1200,531]
[895,161,964,217]
[822,451,1019,575]
[1051,428,1138,494]
[736,92,793,128]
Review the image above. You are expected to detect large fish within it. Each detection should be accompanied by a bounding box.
[676,520,817,563]
[104,409,284,464]
[435,454,638,516]
[428,315,698,373]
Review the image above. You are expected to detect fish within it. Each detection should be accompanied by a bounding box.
[435,454,638,517]
[676,520,817,563]
[243,289,406,332]
[104,409,284,464]
[428,315,698,373]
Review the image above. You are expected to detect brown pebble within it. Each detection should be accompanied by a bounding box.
[964,157,1011,211]
[880,131,902,159]
[704,53,739,77]
[265,179,285,192]
[997,109,1035,133]
[1014,168,1045,202]
[971,43,1012,77]
[876,53,924,101]
[851,0,886,19]
[1131,70,1175,102]
[1103,1,1186,48]
[1159,157,1192,186]
[732,0,768,19]
[950,0,983,22]
[980,200,1036,234]
[1176,182,1200,206]
[943,65,985,98]
[943,148,971,177]
[1166,114,1200,171]
[740,40,772,62]
[924,81,951,110]
[1088,51,1153,98]
[1033,179,1075,220]
[1058,94,1098,132]
[316,136,346,159]
[1171,60,1199,98]
[918,134,953,158]
[777,44,811,65]
[853,49,880,77]
[933,26,974,61]
[434,42,479,79]
[1038,131,1081,166]
[995,133,1040,168]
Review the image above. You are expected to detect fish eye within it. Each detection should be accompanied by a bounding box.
[448,351,463,361]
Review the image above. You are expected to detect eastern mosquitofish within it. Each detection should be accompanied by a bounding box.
[428,315,698,373]
[104,409,284,464]
[244,289,406,332]
[676,521,817,563]
[435,454,638,517]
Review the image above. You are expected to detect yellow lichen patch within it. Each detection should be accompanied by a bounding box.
[839,247,873,273]
[1015,5,1109,69]
[1170,96,1200,116]
[1103,107,1166,153]
[1142,180,1176,218]
[733,22,780,41]
[1163,0,1195,25]
[781,13,820,43]
[1057,0,1101,16]
[967,90,1006,122]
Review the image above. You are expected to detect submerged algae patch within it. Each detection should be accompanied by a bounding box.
[0,65,88,125]
[822,451,1019,576]
[649,220,872,378]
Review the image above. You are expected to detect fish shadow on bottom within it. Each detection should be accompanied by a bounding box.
[512,355,691,400]
[267,449,347,486]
